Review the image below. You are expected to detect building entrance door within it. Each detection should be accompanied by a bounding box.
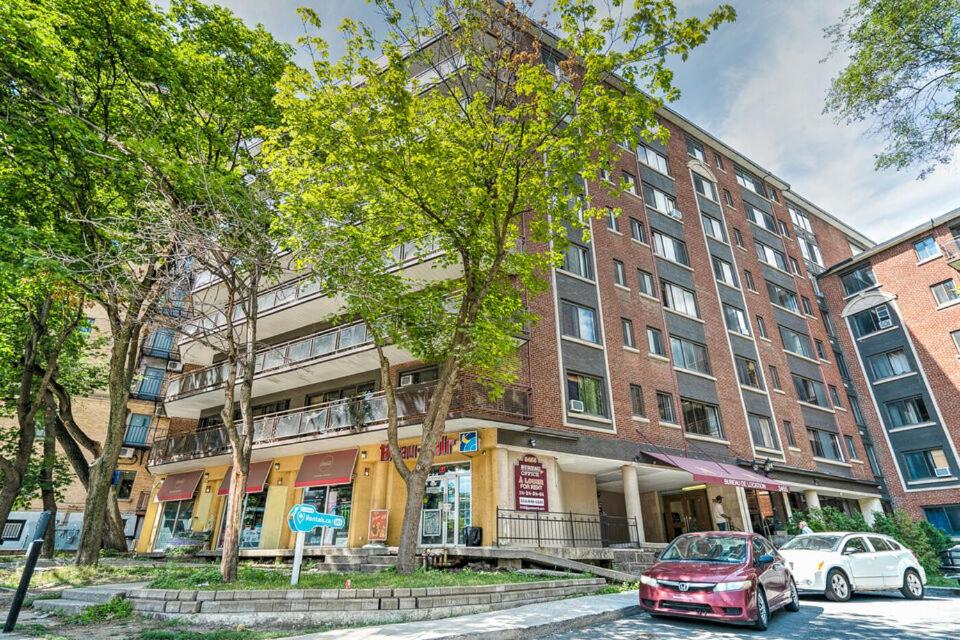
[662,490,711,541]
[420,463,471,546]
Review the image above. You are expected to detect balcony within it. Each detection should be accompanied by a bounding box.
[123,423,153,448]
[131,376,165,402]
[940,238,960,271]
[149,378,532,468]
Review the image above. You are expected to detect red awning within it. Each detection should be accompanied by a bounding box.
[644,451,789,493]
[218,461,273,496]
[156,470,204,502]
[295,450,357,488]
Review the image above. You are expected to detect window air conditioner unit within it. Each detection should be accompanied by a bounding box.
[166,361,183,372]
[569,399,585,413]
[119,447,136,459]
[399,374,414,387]
[668,208,683,220]
[935,467,951,478]
[878,318,893,329]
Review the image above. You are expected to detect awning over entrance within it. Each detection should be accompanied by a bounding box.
[217,460,273,496]
[644,452,789,493]
[295,449,357,488]
[156,470,203,502]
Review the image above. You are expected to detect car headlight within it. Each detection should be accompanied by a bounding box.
[714,580,752,592]
[639,574,659,587]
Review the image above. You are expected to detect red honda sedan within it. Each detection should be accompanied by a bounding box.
[638,532,799,630]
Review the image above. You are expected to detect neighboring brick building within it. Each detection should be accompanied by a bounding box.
[819,207,960,539]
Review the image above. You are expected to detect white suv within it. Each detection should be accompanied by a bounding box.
[779,532,926,601]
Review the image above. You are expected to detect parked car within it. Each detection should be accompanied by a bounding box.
[639,532,799,630]
[778,532,926,601]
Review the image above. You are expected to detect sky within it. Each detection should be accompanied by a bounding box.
[207,0,960,245]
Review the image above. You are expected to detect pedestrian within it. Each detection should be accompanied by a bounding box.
[713,496,731,531]
[799,520,813,535]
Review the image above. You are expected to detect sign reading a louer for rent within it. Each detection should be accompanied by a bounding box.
[514,454,548,512]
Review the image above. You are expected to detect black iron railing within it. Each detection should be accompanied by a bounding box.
[496,508,640,548]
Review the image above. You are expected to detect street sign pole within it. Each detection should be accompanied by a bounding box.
[291,530,305,587]
[4,511,52,634]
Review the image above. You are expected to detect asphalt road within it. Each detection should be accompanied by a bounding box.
[544,592,960,640]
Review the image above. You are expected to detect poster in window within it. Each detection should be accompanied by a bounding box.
[421,509,442,536]
[368,509,388,542]
[514,455,549,512]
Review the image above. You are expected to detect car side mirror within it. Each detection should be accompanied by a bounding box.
[842,548,854,556]
[653,550,663,561]
[757,553,775,566]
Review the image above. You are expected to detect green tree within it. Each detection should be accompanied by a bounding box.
[264,0,734,573]
[825,0,960,177]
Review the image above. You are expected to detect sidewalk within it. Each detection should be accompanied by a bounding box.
[286,590,641,640]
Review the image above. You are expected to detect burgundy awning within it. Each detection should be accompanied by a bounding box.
[295,450,357,488]
[218,461,273,496]
[156,470,203,502]
[644,451,789,493]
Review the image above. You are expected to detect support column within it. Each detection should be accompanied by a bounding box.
[734,487,753,533]
[782,493,793,519]
[858,497,883,526]
[803,489,821,510]
[621,465,645,543]
[495,448,511,509]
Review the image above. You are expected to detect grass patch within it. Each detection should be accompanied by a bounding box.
[928,575,960,588]
[596,581,638,594]
[0,564,160,590]
[64,597,133,625]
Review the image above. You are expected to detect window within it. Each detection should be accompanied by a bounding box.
[693,174,718,201]
[638,145,670,175]
[652,231,689,265]
[755,314,768,338]
[779,220,791,237]
[849,241,864,256]
[801,296,814,316]
[1,520,25,541]
[399,367,438,386]
[923,505,960,536]
[749,414,780,450]
[779,325,814,358]
[637,269,655,297]
[952,329,960,354]
[784,420,797,447]
[822,309,836,336]
[903,448,951,480]
[643,183,679,218]
[866,444,882,477]
[657,391,676,423]
[621,318,636,348]
[605,207,620,231]
[768,365,782,390]
[841,266,877,296]
[868,349,912,380]
[723,188,734,206]
[715,153,725,170]
[849,395,865,425]
[793,374,829,407]
[838,351,852,377]
[886,396,931,427]
[629,217,647,243]
[769,188,780,203]
[914,236,939,260]
[815,339,827,360]
[566,372,607,417]
[789,256,802,275]
[562,243,593,279]
[647,326,665,356]
[682,399,723,439]
[842,537,869,554]
[723,304,750,335]
[630,384,645,417]
[788,203,813,232]
[745,203,777,233]
[844,435,858,461]
[613,259,627,286]
[755,241,789,271]
[622,171,638,195]
[829,385,842,407]
[735,356,764,389]
[852,304,894,336]
[687,138,706,162]
[798,236,824,266]
[931,279,960,306]
[560,300,599,343]
[662,281,699,318]
[670,336,711,374]
[599,167,611,182]
[744,270,757,291]
[116,470,137,500]
[702,214,726,241]
[124,414,152,446]
[713,256,738,287]
[735,166,766,196]
[808,428,844,461]
[766,281,800,313]
[733,227,744,248]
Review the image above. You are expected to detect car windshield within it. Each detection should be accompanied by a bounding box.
[780,535,842,551]
[660,535,748,564]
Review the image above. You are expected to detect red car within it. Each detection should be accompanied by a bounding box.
[639,532,799,630]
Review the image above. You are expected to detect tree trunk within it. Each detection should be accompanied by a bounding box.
[104,489,129,552]
[0,466,24,535]
[219,458,249,582]
[41,398,58,558]
[395,465,430,574]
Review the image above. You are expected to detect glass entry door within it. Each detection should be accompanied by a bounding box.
[420,463,471,546]
[302,484,352,547]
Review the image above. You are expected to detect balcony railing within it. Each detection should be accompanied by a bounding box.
[131,377,164,402]
[940,238,960,271]
[165,321,373,402]
[149,377,531,467]
[496,508,640,548]
[123,423,152,447]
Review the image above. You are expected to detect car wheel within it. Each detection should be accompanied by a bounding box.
[753,588,769,631]
[825,569,851,602]
[900,569,924,600]
[785,577,801,612]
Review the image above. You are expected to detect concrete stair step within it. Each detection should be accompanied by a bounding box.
[61,588,128,604]
[33,599,99,615]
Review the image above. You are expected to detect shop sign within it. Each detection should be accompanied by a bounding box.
[287,503,345,533]
[368,509,389,542]
[380,433,463,461]
[459,431,478,452]
[514,454,548,512]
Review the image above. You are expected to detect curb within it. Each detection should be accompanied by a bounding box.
[927,586,960,598]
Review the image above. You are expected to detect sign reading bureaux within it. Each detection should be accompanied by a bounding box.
[514,455,548,512]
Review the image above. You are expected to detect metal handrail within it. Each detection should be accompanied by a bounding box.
[496,507,640,548]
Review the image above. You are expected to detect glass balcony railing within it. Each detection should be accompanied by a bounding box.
[123,422,151,447]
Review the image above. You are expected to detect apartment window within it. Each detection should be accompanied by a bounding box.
[670,336,711,374]
[622,171,638,195]
[779,325,814,358]
[849,395,866,425]
[784,420,797,447]
[808,428,844,461]
[643,183,679,218]
[599,167,611,182]
[868,349,912,380]
[903,448,951,480]
[886,396,931,427]
[652,230,689,265]
[755,314,768,339]
[682,399,723,439]
[735,166,766,197]
[647,326,665,356]
[629,217,647,243]
[837,348,853,377]
[630,384,645,417]
[723,188,734,206]
[793,374,829,407]
[116,470,137,501]
[952,329,960,354]
[801,296,814,316]
[693,173,718,201]
[755,241,789,271]
[662,281,699,318]
[657,391,677,423]
[779,220,791,237]
[768,365,782,390]
[637,269,655,297]
[733,227,744,248]
[713,256,738,287]
[931,279,960,306]
[735,356,764,389]
[866,444,882,477]
[398,367,438,387]
[566,372,607,417]
[715,153,725,170]
[749,414,780,450]
[829,385,843,407]
[788,203,813,233]
[723,304,751,335]
[702,214,727,241]
[687,138,706,162]
[744,270,757,291]
[769,188,780,203]
[562,243,593,279]
[822,309,836,336]
[841,266,877,296]
[789,256,802,275]
[852,304,894,337]
[124,414,152,446]
[560,300,599,343]
[613,259,627,286]
[849,241,865,256]
[621,318,636,348]
[798,236,824,266]
[815,339,827,360]
[844,435,858,461]
[605,207,620,231]
[745,203,778,233]
[638,145,670,175]
[914,236,939,261]
[767,281,800,313]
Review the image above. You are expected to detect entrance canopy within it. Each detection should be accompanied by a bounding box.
[644,452,789,493]
[156,470,203,502]
[295,449,357,488]
[217,460,273,496]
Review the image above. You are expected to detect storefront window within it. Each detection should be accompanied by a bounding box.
[420,463,471,546]
[303,484,353,547]
[217,492,268,549]
[154,498,195,550]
